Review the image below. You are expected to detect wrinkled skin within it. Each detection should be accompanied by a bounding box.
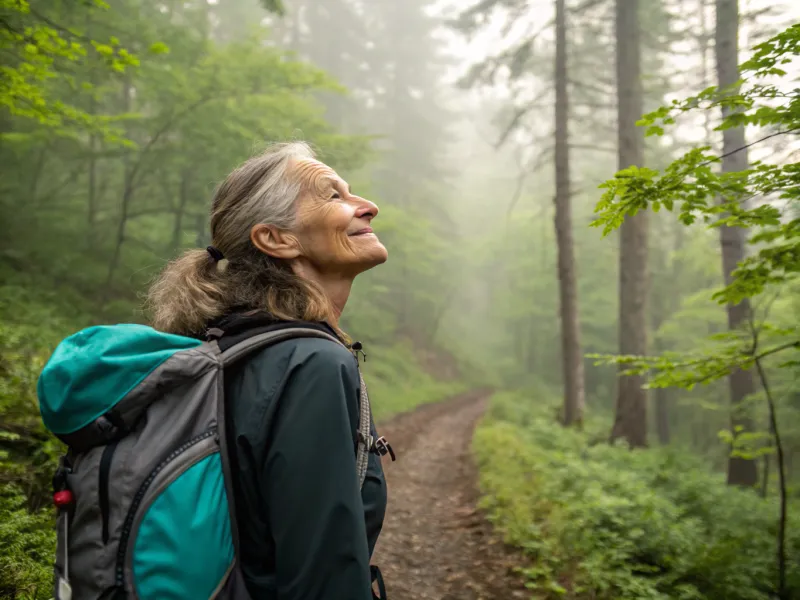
[250,158,388,317]
[292,158,388,277]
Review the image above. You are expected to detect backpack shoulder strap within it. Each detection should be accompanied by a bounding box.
[218,326,341,367]
[217,327,372,488]
[355,371,372,487]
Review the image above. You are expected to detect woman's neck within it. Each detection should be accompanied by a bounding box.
[292,262,353,326]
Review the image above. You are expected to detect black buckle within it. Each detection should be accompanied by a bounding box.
[372,436,396,462]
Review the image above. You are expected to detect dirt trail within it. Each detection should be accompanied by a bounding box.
[372,390,528,600]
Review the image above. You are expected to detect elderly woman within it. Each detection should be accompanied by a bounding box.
[146,142,390,599]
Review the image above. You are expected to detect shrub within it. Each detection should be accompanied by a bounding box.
[474,391,800,599]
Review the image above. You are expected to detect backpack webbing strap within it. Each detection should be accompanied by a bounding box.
[219,327,340,366]
[355,372,372,487]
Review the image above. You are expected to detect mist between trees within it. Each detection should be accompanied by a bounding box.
[1,0,799,598]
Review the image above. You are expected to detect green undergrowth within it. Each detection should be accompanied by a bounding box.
[473,390,800,600]
[0,282,73,599]
[362,340,466,422]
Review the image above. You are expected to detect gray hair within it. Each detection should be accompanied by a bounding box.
[145,141,342,337]
[210,141,313,258]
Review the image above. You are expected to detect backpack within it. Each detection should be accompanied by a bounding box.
[37,323,381,600]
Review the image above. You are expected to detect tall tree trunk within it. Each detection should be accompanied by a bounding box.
[715,0,758,488]
[610,0,648,448]
[554,0,584,427]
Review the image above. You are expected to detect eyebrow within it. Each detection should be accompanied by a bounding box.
[330,178,352,194]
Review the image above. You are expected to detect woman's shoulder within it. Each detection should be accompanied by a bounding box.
[224,324,360,433]
[281,335,356,367]
[233,324,357,379]
[213,312,354,365]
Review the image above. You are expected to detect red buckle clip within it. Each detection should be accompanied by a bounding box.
[53,490,73,508]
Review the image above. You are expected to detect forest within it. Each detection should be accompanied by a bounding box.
[1,0,799,598]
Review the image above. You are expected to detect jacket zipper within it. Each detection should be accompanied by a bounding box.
[99,439,121,544]
[113,428,217,590]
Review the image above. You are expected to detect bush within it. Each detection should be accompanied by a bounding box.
[0,283,79,600]
[0,488,55,600]
[474,391,800,599]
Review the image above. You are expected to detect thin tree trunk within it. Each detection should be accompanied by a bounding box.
[195,213,209,247]
[106,77,133,289]
[554,0,584,427]
[86,14,98,246]
[715,0,758,488]
[655,387,671,445]
[171,170,191,251]
[87,132,98,246]
[428,286,456,345]
[288,0,305,53]
[610,0,648,448]
[29,145,48,201]
[754,357,788,599]
[651,218,674,446]
[526,316,538,374]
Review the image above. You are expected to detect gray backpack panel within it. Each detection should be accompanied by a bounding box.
[40,326,371,600]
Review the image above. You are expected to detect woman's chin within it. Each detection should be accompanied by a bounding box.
[363,244,389,268]
[353,243,388,272]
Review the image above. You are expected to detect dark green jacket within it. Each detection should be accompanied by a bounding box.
[217,314,388,599]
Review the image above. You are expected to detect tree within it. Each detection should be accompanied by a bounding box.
[609,0,648,448]
[554,0,585,426]
[593,24,800,598]
[0,0,140,136]
[715,0,759,488]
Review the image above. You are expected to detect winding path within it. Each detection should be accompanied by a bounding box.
[372,391,528,600]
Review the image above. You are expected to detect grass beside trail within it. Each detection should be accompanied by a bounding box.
[473,390,800,600]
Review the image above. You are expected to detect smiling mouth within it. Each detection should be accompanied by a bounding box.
[348,227,374,236]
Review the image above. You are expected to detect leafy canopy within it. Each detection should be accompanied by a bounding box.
[590,24,800,391]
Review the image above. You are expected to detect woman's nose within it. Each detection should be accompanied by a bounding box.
[354,197,379,220]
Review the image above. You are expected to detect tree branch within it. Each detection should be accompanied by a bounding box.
[699,128,800,169]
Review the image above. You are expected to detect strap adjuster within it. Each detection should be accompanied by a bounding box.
[373,436,396,462]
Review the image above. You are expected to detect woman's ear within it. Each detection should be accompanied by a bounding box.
[250,224,301,259]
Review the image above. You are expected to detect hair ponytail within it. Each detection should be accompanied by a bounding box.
[145,249,228,336]
[144,142,347,339]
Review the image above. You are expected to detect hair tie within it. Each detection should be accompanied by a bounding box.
[206,246,225,262]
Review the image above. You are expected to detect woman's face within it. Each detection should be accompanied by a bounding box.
[289,158,388,277]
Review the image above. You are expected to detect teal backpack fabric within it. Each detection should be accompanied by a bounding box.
[38,325,203,435]
[38,324,373,600]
